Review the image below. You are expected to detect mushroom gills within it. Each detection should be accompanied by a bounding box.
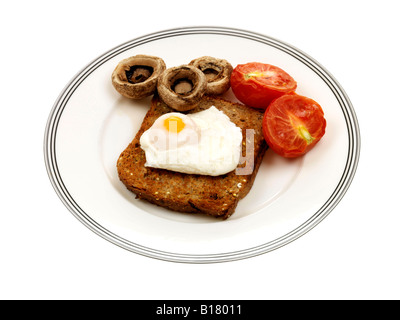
[203,67,221,81]
[126,65,154,84]
[172,79,193,95]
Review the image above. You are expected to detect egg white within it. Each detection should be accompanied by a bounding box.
[139,106,242,176]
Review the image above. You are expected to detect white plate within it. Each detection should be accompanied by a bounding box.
[44,26,360,263]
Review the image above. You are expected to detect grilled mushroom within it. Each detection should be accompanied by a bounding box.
[111,54,166,99]
[157,65,207,111]
[189,56,233,95]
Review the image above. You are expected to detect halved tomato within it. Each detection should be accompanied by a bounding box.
[262,93,326,158]
[230,62,297,109]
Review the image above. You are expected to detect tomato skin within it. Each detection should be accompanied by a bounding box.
[230,62,297,109]
[262,93,326,158]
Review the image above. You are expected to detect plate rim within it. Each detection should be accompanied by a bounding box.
[43,26,361,263]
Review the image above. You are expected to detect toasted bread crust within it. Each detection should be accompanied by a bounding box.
[117,95,267,219]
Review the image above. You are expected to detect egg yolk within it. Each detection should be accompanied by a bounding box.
[163,116,185,133]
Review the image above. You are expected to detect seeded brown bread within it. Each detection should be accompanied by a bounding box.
[117,95,268,219]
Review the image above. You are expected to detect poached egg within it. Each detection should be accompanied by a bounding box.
[139,106,242,176]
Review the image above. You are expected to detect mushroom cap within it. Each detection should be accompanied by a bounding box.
[157,65,207,111]
[189,56,233,95]
[111,54,166,99]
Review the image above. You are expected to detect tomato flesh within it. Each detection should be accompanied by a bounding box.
[230,62,297,109]
[262,93,326,158]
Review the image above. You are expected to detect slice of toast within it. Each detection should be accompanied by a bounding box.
[117,95,267,219]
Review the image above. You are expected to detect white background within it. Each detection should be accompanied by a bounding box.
[1,0,399,300]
